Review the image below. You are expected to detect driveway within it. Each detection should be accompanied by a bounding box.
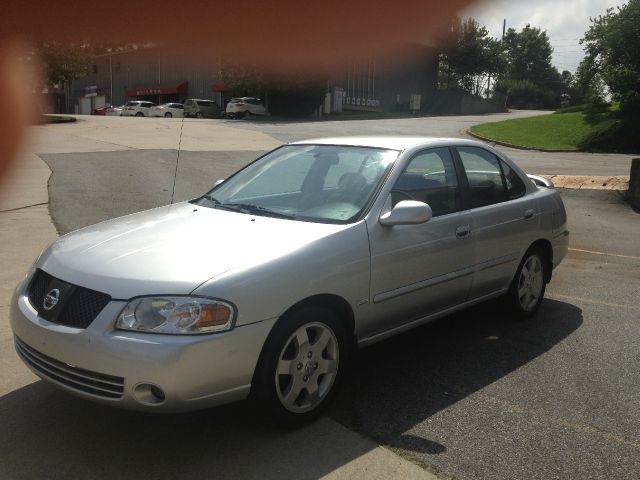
[2,113,639,480]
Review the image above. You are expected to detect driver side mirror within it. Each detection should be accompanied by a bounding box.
[380,200,432,226]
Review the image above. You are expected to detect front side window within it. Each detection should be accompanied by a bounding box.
[391,147,460,217]
[195,145,398,223]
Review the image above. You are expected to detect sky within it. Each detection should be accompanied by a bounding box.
[462,0,627,73]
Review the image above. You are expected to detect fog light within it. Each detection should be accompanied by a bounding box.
[133,383,166,405]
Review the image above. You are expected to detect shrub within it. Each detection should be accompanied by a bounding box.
[494,79,559,109]
[578,116,640,153]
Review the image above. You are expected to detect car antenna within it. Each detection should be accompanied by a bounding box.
[169,115,185,204]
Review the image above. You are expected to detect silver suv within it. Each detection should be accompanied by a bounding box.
[183,99,222,118]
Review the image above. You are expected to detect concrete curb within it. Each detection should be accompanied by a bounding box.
[541,175,629,191]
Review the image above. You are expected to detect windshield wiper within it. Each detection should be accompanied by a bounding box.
[218,202,297,219]
[201,194,221,204]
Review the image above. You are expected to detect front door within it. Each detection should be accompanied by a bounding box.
[365,147,475,339]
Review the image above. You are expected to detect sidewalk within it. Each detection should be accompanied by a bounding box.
[0,124,438,480]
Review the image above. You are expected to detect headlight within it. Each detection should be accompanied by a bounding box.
[116,297,235,334]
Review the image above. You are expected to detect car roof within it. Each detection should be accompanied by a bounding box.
[290,136,487,151]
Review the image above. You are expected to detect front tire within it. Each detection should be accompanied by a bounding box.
[506,247,547,318]
[196,112,204,118]
[165,112,172,118]
[252,306,349,427]
[135,112,144,117]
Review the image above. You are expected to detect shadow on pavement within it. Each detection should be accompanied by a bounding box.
[330,299,582,456]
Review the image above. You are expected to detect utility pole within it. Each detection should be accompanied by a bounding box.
[502,19,507,39]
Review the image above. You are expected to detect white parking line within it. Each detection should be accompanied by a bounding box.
[569,248,640,261]
[548,294,640,311]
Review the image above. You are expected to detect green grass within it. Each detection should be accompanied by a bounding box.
[470,112,593,151]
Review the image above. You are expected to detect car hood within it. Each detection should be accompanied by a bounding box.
[38,203,351,299]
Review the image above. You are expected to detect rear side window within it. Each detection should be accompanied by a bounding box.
[501,161,527,199]
[197,101,216,107]
[392,147,460,217]
[457,147,515,208]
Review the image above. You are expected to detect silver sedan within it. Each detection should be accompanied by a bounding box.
[11,137,568,426]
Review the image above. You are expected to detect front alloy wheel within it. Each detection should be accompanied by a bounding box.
[275,322,339,413]
[253,306,348,427]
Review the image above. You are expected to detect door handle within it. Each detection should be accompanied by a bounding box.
[524,209,535,220]
[455,225,471,238]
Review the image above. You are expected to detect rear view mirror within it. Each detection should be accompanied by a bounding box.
[380,200,432,226]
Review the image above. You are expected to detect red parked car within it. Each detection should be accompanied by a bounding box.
[92,105,111,115]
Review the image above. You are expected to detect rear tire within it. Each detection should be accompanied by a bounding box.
[196,112,204,118]
[506,247,547,318]
[135,112,144,117]
[252,306,349,428]
[165,112,172,118]
[242,110,251,119]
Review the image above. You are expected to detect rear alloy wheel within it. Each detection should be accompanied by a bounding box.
[253,306,348,427]
[507,247,547,318]
[164,112,172,118]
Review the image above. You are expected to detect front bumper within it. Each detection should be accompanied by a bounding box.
[10,285,276,412]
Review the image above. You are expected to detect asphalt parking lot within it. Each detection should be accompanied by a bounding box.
[2,115,639,479]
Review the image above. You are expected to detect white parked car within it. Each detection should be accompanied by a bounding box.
[106,105,125,116]
[149,103,184,118]
[226,97,267,118]
[121,101,157,117]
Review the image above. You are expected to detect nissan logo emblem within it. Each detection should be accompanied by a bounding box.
[43,289,61,311]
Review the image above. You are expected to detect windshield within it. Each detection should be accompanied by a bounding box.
[195,145,398,223]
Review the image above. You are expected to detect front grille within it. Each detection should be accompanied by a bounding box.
[14,337,124,400]
[27,269,111,329]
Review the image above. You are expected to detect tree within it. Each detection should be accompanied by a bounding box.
[581,0,640,114]
[38,42,94,86]
[438,17,506,96]
[500,25,563,108]
[572,56,607,105]
[503,25,562,90]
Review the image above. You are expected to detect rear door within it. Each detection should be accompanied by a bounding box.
[455,146,538,299]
